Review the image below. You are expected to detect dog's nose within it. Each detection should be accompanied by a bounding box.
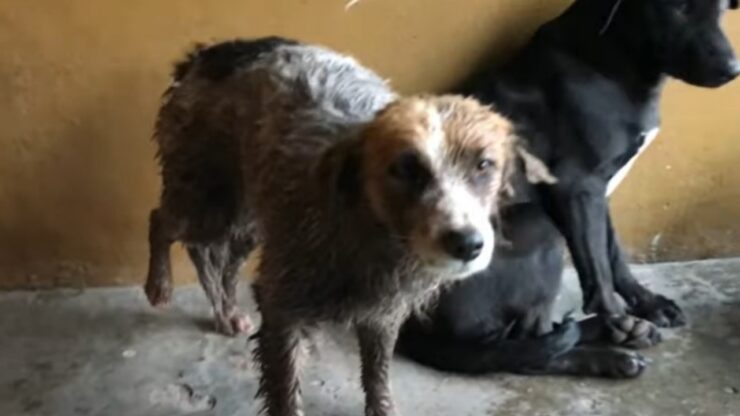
[728,60,740,79]
[721,59,740,82]
[441,229,484,261]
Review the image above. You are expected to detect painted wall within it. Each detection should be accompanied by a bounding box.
[1,0,739,288]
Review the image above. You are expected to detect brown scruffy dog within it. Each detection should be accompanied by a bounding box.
[144,37,554,416]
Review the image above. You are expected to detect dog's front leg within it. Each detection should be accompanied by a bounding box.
[545,188,624,316]
[607,214,686,327]
[255,317,304,416]
[356,320,401,416]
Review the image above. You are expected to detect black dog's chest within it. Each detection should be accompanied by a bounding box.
[605,127,660,196]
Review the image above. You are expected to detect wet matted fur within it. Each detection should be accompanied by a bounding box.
[144,38,554,416]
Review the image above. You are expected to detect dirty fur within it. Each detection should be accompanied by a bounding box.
[144,37,553,416]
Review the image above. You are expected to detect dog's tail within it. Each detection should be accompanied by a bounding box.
[172,43,207,83]
[169,37,300,86]
[158,37,301,112]
[158,42,207,103]
[397,318,580,374]
[153,43,206,150]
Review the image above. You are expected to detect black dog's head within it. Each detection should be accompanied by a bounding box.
[623,0,740,87]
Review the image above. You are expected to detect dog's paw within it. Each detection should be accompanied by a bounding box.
[365,401,400,416]
[606,315,662,349]
[144,279,173,308]
[565,348,648,379]
[605,350,648,379]
[631,295,686,328]
[215,310,253,337]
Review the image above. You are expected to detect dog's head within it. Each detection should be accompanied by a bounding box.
[323,96,554,280]
[614,0,740,87]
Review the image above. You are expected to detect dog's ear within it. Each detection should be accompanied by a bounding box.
[499,136,556,199]
[731,0,739,10]
[516,145,556,185]
[316,137,363,206]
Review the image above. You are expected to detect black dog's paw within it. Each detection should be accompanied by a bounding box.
[631,295,686,328]
[606,315,662,349]
[607,350,648,379]
[570,348,648,379]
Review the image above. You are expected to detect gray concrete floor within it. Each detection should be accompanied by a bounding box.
[1,259,739,416]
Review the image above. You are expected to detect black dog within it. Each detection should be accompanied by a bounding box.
[399,0,740,378]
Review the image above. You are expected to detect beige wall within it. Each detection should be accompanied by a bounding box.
[1,0,739,288]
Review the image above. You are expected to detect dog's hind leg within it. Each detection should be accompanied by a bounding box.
[519,315,654,379]
[578,314,662,349]
[187,244,237,335]
[144,208,183,307]
[397,318,580,375]
[529,346,647,379]
[399,318,647,378]
[220,234,257,335]
[607,214,686,327]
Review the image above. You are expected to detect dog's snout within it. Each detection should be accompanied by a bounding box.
[725,60,740,81]
[441,228,484,262]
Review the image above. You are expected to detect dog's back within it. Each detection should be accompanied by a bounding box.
[152,38,395,243]
[144,38,396,334]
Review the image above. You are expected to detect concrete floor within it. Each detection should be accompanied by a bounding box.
[1,259,739,416]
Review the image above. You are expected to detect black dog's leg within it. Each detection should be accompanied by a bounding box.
[578,315,661,349]
[607,215,686,327]
[528,345,647,378]
[397,319,580,375]
[400,319,645,378]
[544,188,624,316]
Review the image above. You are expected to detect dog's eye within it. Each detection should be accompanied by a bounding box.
[476,158,495,172]
[389,151,431,190]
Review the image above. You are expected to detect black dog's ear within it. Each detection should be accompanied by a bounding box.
[316,137,363,206]
[731,0,739,10]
